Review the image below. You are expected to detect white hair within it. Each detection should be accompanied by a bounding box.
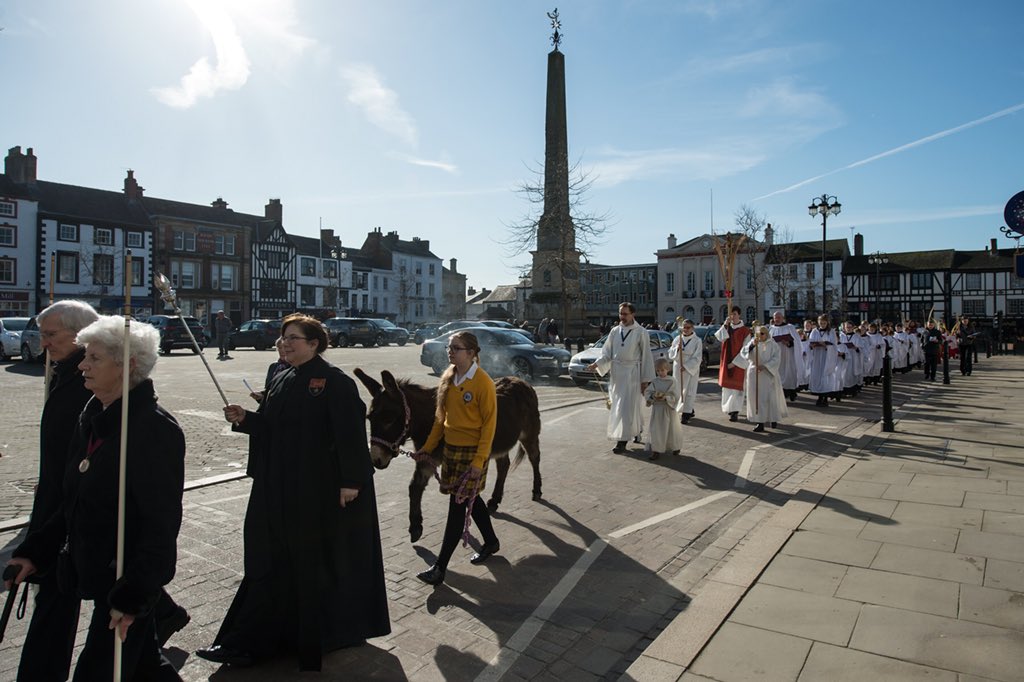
[76,316,160,387]
[37,300,100,336]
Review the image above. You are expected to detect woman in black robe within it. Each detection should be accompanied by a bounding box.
[198,313,390,672]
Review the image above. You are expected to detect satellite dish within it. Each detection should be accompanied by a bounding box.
[1004,190,1024,235]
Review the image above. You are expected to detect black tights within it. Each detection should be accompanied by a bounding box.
[436,495,498,570]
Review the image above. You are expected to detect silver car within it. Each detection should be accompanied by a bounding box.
[0,317,30,361]
[19,316,43,363]
[568,329,674,386]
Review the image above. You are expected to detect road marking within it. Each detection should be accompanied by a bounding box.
[543,408,586,426]
[608,490,734,539]
[475,539,608,682]
[793,422,837,430]
[735,449,757,488]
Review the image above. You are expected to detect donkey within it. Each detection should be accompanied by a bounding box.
[354,368,542,543]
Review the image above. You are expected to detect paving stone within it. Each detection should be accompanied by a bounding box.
[782,529,881,568]
[891,501,984,531]
[799,508,869,536]
[959,583,1024,632]
[841,465,914,486]
[957,530,1024,563]
[824,479,890,499]
[818,492,899,519]
[689,622,812,682]
[908,474,1007,494]
[898,461,990,479]
[759,554,848,597]
[857,519,960,552]
[619,655,685,682]
[981,511,1024,536]
[835,566,959,617]
[871,544,986,585]
[799,641,957,681]
[963,492,1024,514]
[883,485,966,507]
[730,583,861,646]
[984,559,1024,592]
[849,604,1024,681]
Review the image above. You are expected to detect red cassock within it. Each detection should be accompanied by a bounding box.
[718,325,751,391]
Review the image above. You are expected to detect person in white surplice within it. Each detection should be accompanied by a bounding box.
[768,310,802,403]
[808,315,840,407]
[741,324,788,432]
[644,358,682,460]
[669,318,702,424]
[588,302,655,454]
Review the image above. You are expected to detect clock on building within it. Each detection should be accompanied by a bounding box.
[700,238,712,249]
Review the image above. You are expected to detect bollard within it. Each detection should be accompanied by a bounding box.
[563,337,572,352]
[882,354,895,432]
[576,337,585,353]
[942,340,950,385]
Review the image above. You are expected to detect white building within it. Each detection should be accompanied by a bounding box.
[0,157,39,315]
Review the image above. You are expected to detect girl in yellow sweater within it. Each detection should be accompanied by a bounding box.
[414,331,501,586]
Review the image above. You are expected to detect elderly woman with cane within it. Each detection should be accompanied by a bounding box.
[6,316,185,681]
[413,330,501,586]
[199,314,390,672]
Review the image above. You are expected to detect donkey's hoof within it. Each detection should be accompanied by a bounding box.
[486,498,501,513]
[409,525,423,543]
[532,491,543,501]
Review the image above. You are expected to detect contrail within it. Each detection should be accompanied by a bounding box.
[754,101,1024,201]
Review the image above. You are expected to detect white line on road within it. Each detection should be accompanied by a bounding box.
[735,449,757,488]
[543,408,586,426]
[608,490,734,539]
[475,539,608,682]
[793,422,837,430]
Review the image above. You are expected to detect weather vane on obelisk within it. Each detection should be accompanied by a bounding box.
[548,8,562,50]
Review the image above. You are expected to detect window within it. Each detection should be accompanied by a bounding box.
[806,291,816,311]
[212,263,236,290]
[703,271,714,291]
[746,306,756,323]
[544,270,552,285]
[684,305,695,318]
[964,273,983,290]
[665,272,675,293]
[324,288,337,307]
[0,258,13,284]
[429,263,435,276]
[383,278,389,291]
[0,201,15,218]
[215,234,236,255]
[59,224,78,241]
[415,263,422,275]
[383,297,389,310]
[171,261,199,288]
[373,275,379,289]
[265,250,284,269]
[789,291,799,310]
[300,257,316,276]
[962,299,986,316]
[173,231,196,252]
[701,304,712,321]
[428,282,435,296]
[415,282,422,295]
[686,272,696,292]
[131,259,143,286]
[58,251,79,283]
[773,292,782,307]
[300,285,316,306]
[94,227,113,245]
[806,263,816,280]
[323,261,338,278]
[911,272,931,289]
[825,262,834,279]
[875,274,899,291]
[372,296,379,311]
[93,254,114,285]
[772,265,783,279]
[719,305,729,322]
[127,231,143,248]
[746,268,754,291]
[0,225,15,247]
[1008,299,1024,315]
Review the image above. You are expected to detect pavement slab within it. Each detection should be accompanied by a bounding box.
[688,622,812,682]
[781,529,882,568]
[729,583,862,646]
[799,642,958,682]
[871,542,986,585]
[958,583,1024,632]
[835,566,960,617]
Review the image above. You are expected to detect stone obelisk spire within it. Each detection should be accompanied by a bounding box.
[531,8,582,333]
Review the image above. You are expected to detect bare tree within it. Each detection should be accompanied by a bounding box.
[734,205,801,320]
[504,158,611,334]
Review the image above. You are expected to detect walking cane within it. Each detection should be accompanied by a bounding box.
[154,272,228,405]
[112,251,133,682]
[754,338,760,415]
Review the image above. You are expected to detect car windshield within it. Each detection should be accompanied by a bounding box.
[374,319,396,328]
[491,329,532,345]
[2,318,28,331]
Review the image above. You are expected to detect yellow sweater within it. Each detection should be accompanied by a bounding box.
[423,367,498,470]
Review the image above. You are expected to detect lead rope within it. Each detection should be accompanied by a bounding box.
[453,469,480,547]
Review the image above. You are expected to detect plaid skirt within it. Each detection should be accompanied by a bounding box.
[439,444,488,497]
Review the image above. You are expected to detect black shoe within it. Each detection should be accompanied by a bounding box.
[156,605,190,648]
[671,450,680,456]
[771,422,778,429]
[729,411,738,422]
[612,441,627,454]
[752,423,765,433]
[417,564,446,585]
[647,451,660,461]
[196,644,254,667]
[470,541,500,565]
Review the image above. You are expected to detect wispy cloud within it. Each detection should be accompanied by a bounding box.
[340,63,417,146]
[312,186,507,205]
[151,0,251,109]
[390,152,458,174]
[671,45,822,82]
[844,204,1003,228]
[587,144,765,187]
[739,78,838,120]
[754,101,1024,200]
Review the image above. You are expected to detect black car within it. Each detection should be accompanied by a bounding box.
[148,315,206,354]
[367,319,410,346]
[420,327,571,380]
[412,323,442,345]
[228,319,281,351]
[323,317,378,348]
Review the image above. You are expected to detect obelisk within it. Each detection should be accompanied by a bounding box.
[531,8,582,336]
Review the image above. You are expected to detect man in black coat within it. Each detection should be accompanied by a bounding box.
[922,320,943,381]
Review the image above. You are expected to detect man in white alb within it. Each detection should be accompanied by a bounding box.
[768,310,802,402]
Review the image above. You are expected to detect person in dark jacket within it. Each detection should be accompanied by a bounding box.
[199,313,390,672]
[6,316,186,681]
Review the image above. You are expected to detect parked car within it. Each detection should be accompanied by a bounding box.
[147,314,207,354]
[323,317,378,348]
[366,318,410,346]
[672,324,723,371]
[567,329,675,386]
[228,319,281,351]
[0,317,29,361]
[420,327,571,380]
[412,323,443,345]
[437,319,516,336]
[19,316,43,363]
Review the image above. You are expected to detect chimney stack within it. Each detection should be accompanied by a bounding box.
[124,169,144,200]
[450,258,458,274]
[854,233,864,257]
[211,197,229,210]
[667,234,677,249]
[5,146,38,184]
[265,198,282,222]
[764,224,774,247]
[990,238,998,255]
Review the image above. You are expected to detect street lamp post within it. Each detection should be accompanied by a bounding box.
[808,194,841,316]
[867,251,888,323]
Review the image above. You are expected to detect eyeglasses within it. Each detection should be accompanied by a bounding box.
[446,345,469,352]
[279,335,310,343]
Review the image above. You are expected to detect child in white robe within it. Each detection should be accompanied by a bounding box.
[644,358,682,460]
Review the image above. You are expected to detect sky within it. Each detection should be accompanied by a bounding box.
[3,0,1023,292]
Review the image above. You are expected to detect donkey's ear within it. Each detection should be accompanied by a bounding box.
[382,370,403,399]
[353,368,382,397]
